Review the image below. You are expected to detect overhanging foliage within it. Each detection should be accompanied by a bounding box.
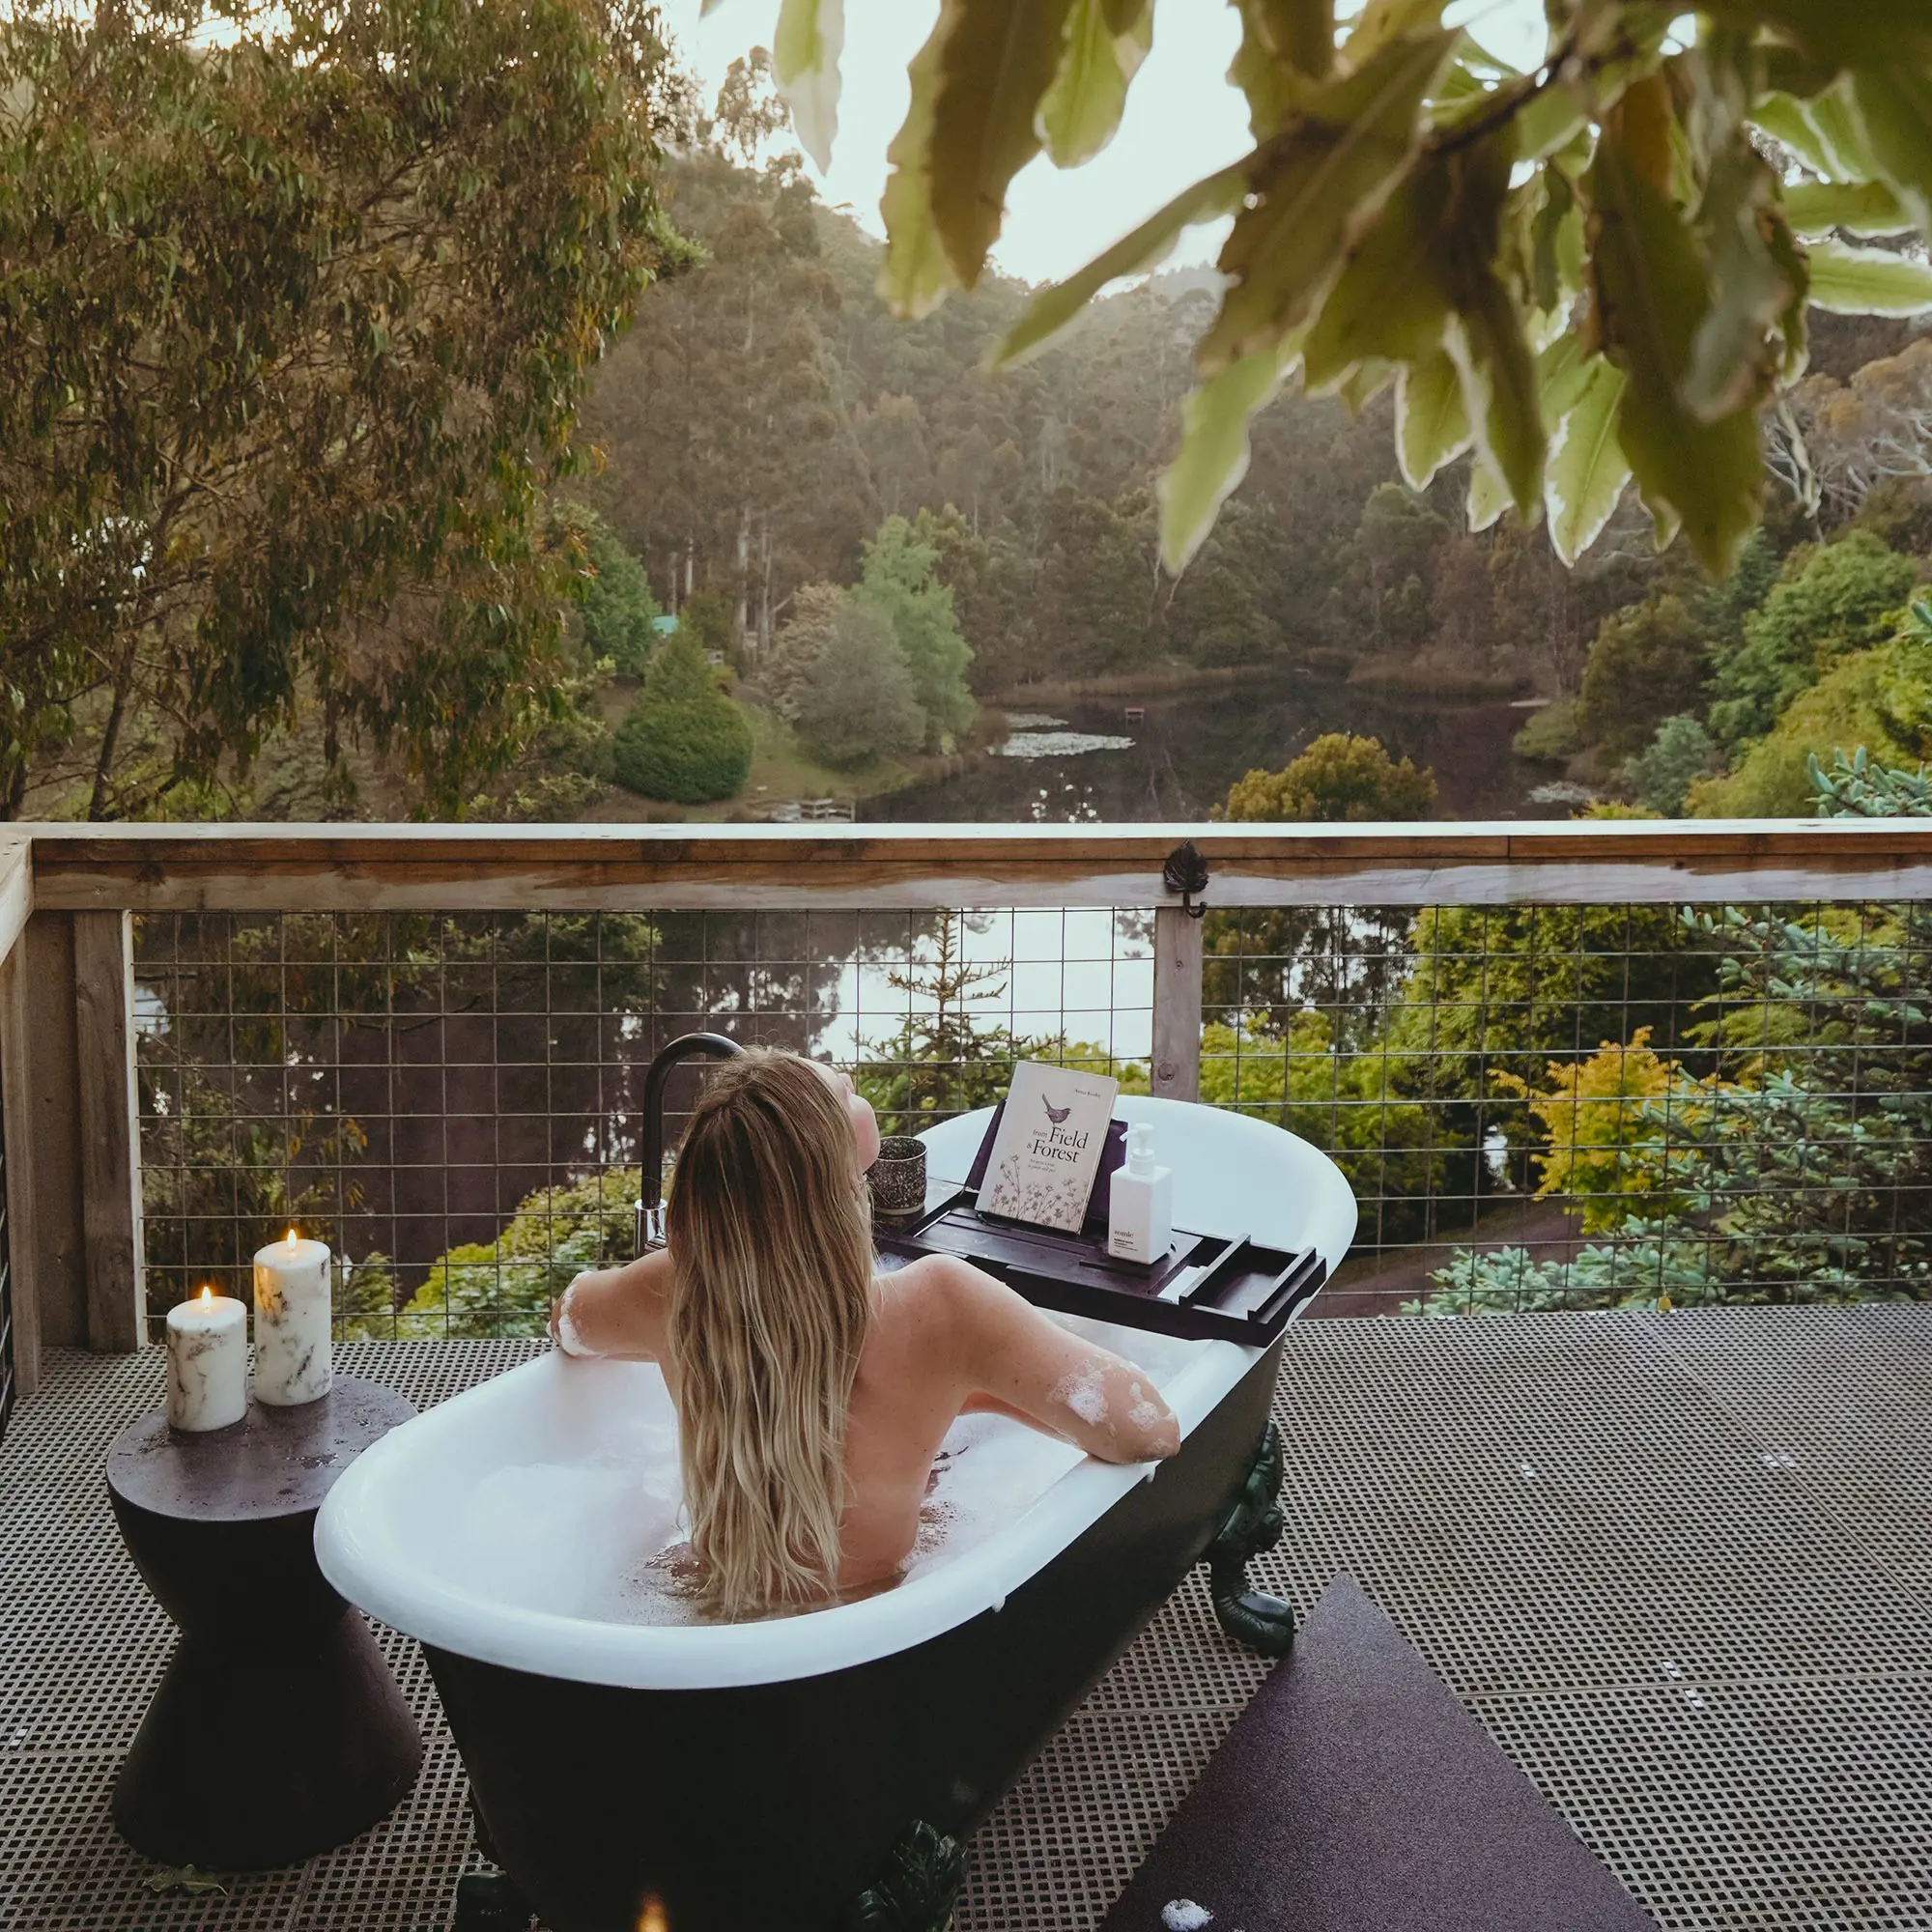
[723,0,1932,578]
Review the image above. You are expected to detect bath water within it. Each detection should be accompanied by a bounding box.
[443,1317,1204,1625]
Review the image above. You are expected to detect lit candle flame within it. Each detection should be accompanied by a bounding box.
[199,1286,213,1306]
[638,1899,668,1932]
[286,1228,298,1247]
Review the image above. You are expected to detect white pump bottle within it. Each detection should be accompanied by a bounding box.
[1107,1121,1174,1264]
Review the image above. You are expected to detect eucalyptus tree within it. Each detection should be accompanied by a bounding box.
[0,0,677,817]
[737,0,1932,579]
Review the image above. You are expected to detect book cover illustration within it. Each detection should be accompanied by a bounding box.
[976,1062,1121,1233]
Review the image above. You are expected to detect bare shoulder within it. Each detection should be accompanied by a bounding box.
[874,1253,1013,1334]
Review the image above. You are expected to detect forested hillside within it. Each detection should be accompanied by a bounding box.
[9,4,1929,825]
[581,141,1932,820]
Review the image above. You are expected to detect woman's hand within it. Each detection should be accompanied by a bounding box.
[551,1271,601,1358]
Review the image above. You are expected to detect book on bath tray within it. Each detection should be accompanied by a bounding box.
[974,1063,1120,1234]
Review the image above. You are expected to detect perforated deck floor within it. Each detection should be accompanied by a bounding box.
[3,1308,1929,1930]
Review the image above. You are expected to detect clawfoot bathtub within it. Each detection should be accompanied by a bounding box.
[315,1099,1354,1932]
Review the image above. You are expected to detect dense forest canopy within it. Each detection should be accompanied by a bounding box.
[584,129,1931,818]
[743,0,1932,582]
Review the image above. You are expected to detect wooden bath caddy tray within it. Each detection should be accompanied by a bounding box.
[875,1187,1325,1345]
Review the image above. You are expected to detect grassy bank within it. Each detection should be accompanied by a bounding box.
[585,690,929,823]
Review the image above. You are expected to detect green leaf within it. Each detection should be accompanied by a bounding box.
[772,0,845,173]
[1804,87,1880,181]
[1545,355,1631,565]
[1339,0,1448,71]
[1231,7,1320,138]
[1301,173,1452,390]
[1466,454,1511,532]
[144,1866,228,1896]
[1536,330,1591,427]
[1516,87,1587,162]
[1232,0,1337,84]
[1748,92,1836,174]
[1156,332,1304,573]
[1586,123,1762,577]
[992,164,1248,366]
[1446,273,1546,523]
[1529,167,1582,313]
[1781,178,1912,237]
[1039,0,1152,167]
[1686,144,1794,420]
[1700,0,1932,68]
[1849,67,1932,237]
[879,22,958,318]
[1804,237,1932,316]
[1202,29,1459,369]
[1395,347,1469,490]
[928,0,1081,285]
[1338,355,1394,413]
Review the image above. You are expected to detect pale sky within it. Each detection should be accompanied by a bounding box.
[663,0,1553,286]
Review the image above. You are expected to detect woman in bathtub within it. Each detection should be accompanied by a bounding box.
[551,1049,1179,1620]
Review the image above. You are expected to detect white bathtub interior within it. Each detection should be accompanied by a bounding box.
[413,1317,1201,1628]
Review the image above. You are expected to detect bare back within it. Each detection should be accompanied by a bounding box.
[554,1249,1179,1599]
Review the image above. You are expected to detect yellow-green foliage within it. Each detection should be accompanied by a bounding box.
[1222,733,1436,823]
[388,1167,641,1339]
[1503,1028,1725,1232]
[1690,628,1932,817]
[1199,1010,1451,1217]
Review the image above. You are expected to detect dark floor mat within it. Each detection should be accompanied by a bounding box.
[1099,1573,1655,1932]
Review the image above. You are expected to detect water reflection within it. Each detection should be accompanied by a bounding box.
[877,670,1539,824]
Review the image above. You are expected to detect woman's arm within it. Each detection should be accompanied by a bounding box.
[548,1247,674,1361]
[938,1258,1179,1463]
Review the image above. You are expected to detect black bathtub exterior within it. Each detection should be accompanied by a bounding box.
[425,1335,1285,1932]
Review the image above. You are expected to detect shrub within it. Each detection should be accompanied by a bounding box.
[573,509,660,674]
[612,630,753,803]
[1577,595,1710,762]
[795,601,926,767]
[1706,531,1918,747]
[1512,698,1582,762]
[1689,620,1932,816]
[1223,732,1436,822]
[394,1168,640,1338]
[1626,714,1721,813]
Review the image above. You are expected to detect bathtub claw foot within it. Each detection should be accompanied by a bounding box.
[844,1819,965,1932]
[453,1870,535,1932]
[1208,1421,1294,1658]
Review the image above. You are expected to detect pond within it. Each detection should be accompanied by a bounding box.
[870,670,1554,824]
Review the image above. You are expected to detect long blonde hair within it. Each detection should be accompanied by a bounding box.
[664,1049,875,1619]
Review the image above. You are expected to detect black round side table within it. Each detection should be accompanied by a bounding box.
[106,1376,422,1871]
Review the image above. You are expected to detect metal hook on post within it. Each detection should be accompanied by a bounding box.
[1162,840,1210,920]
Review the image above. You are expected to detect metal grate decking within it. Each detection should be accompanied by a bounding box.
[3,1309,1930,1930]
[0,1053,14,1452]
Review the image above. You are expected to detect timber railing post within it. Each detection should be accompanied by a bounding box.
[0,839,37,1405]
[72,909,146,1350]
[1151,906,1204,1103]
[0,900,146,1371]
[1,910,85,1376]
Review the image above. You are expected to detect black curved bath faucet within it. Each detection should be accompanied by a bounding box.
[637,1032,746,1254]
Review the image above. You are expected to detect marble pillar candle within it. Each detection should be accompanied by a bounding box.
[165,1288,248,1432]
[252,1231,333,1406]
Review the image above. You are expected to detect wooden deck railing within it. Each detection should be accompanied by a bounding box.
[6,815,1932,1401]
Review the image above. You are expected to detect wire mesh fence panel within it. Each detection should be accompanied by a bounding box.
[131,895,1932,1340]
[132,907,1154,1340]
[1202,898,1932,1316]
